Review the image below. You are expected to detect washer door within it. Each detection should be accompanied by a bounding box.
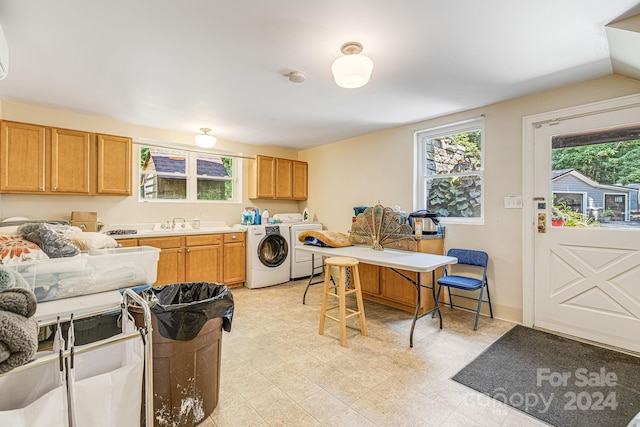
[257,233,288,267]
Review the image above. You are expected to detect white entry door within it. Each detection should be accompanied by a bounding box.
[533,102,640,353]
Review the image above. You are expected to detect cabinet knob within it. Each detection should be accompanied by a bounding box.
[52,187,57,191]
[232,235,237,240]
[178,249,182,253]
[186,248,190,253]
[39,186,44,191]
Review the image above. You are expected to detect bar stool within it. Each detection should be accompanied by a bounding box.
[318,256,367,346]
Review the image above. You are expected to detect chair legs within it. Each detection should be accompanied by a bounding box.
[437,282,493,331]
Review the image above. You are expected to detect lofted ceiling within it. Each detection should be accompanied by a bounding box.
[0,1,639,149]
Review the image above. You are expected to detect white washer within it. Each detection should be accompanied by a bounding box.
[245,224,291,288]
[276,213,323,280]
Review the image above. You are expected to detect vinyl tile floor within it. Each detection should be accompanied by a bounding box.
[195,279,548,427]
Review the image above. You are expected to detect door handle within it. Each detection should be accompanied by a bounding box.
[537,213,546,233]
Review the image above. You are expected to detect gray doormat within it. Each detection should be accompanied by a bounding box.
[452,325,640,427]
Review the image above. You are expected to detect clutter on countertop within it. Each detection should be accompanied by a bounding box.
[104,229,138,236]
[299,230,352,248]
[350,203,416,251]
[70,211,100,232]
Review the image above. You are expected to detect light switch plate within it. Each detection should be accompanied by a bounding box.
[504,196,523,209]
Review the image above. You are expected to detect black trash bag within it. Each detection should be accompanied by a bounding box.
[139,282,234,341]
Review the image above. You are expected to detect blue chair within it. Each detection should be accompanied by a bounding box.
[436,248,492,330]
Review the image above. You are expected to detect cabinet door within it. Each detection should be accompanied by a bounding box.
[97,134,131,195]
[256,155,275,198]
[138,236,183,286]
[155,248,185,286]
[292,160,308,200]
[358,262,380,295]
[0,121,46,192]
[223,232,245,285]
[51,128,91,194]
[185,244,222,283]
[275,158,293,199]
[380,267,421,306]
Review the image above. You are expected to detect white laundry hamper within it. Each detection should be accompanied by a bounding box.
[68,310,144,427]
[0,290,154,427]
[0,320,69,426]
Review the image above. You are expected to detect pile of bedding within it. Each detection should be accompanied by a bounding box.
[0,218,128,302]
[0,265,38,373]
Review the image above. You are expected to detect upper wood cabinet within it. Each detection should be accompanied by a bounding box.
[0,120,132,196]
[275,158,293,199]
[292,160,308,200]
[97,134,132,196]
[249,154,308,200]
[0,121,91,194]
[51,128,92,194]
[0,121,47,192]
[249,155,276,199]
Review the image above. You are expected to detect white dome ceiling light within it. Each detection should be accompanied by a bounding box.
[195,128,216,148]
[288,71,306,83]
[331,42,373,89]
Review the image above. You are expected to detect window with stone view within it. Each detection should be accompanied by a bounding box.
[415,118,484,221]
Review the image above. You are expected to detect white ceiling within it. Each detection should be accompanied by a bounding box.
[0,0,639,149]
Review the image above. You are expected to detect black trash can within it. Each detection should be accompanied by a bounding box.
[132,282,234,427]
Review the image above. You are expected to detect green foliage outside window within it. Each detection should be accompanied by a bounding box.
[552,140,640,185]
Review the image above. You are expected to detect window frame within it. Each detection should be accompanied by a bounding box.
[414,117,485,225]
[137,144,239,203]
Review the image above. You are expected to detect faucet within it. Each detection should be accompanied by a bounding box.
[172,217,187,229]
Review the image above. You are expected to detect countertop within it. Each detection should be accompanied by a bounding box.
[101,222,245,240]
[413,232,444,240]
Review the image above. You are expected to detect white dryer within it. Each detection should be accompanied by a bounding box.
[245,224,291,289]
[276,213,323,280]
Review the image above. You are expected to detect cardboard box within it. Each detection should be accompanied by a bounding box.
[71,211,98,232]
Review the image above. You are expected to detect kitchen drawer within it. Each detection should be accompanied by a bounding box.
[223,232,244,243]
[138,236,182,249]
[185,234,222,246]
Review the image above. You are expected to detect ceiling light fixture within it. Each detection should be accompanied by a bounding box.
[194,128,216,148]
[288,71,306,83]
[331,42,373,89]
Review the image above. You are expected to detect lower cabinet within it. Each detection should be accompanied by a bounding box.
[359,238,444,314]
[118,232,245,288]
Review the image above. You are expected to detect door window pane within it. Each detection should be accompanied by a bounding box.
[551,126,640,227]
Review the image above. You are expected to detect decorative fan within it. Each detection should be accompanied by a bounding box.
[349,203,416,251]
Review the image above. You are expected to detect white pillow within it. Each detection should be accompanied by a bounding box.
[67,232,118,250]
[0,226,20,235]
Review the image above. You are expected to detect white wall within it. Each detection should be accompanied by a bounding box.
[3,76,640,322]
[0,101,302,225]
[299,74,640,323]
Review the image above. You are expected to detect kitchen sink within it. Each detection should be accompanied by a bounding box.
[102,221,235,237]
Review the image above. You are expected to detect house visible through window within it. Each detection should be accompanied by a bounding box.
[139,146,236,202]
[551,124,640,227]
[415,118,484,222]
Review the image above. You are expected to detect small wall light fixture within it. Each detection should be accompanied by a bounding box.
[195,128,216,148]
[331,42,373,89]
